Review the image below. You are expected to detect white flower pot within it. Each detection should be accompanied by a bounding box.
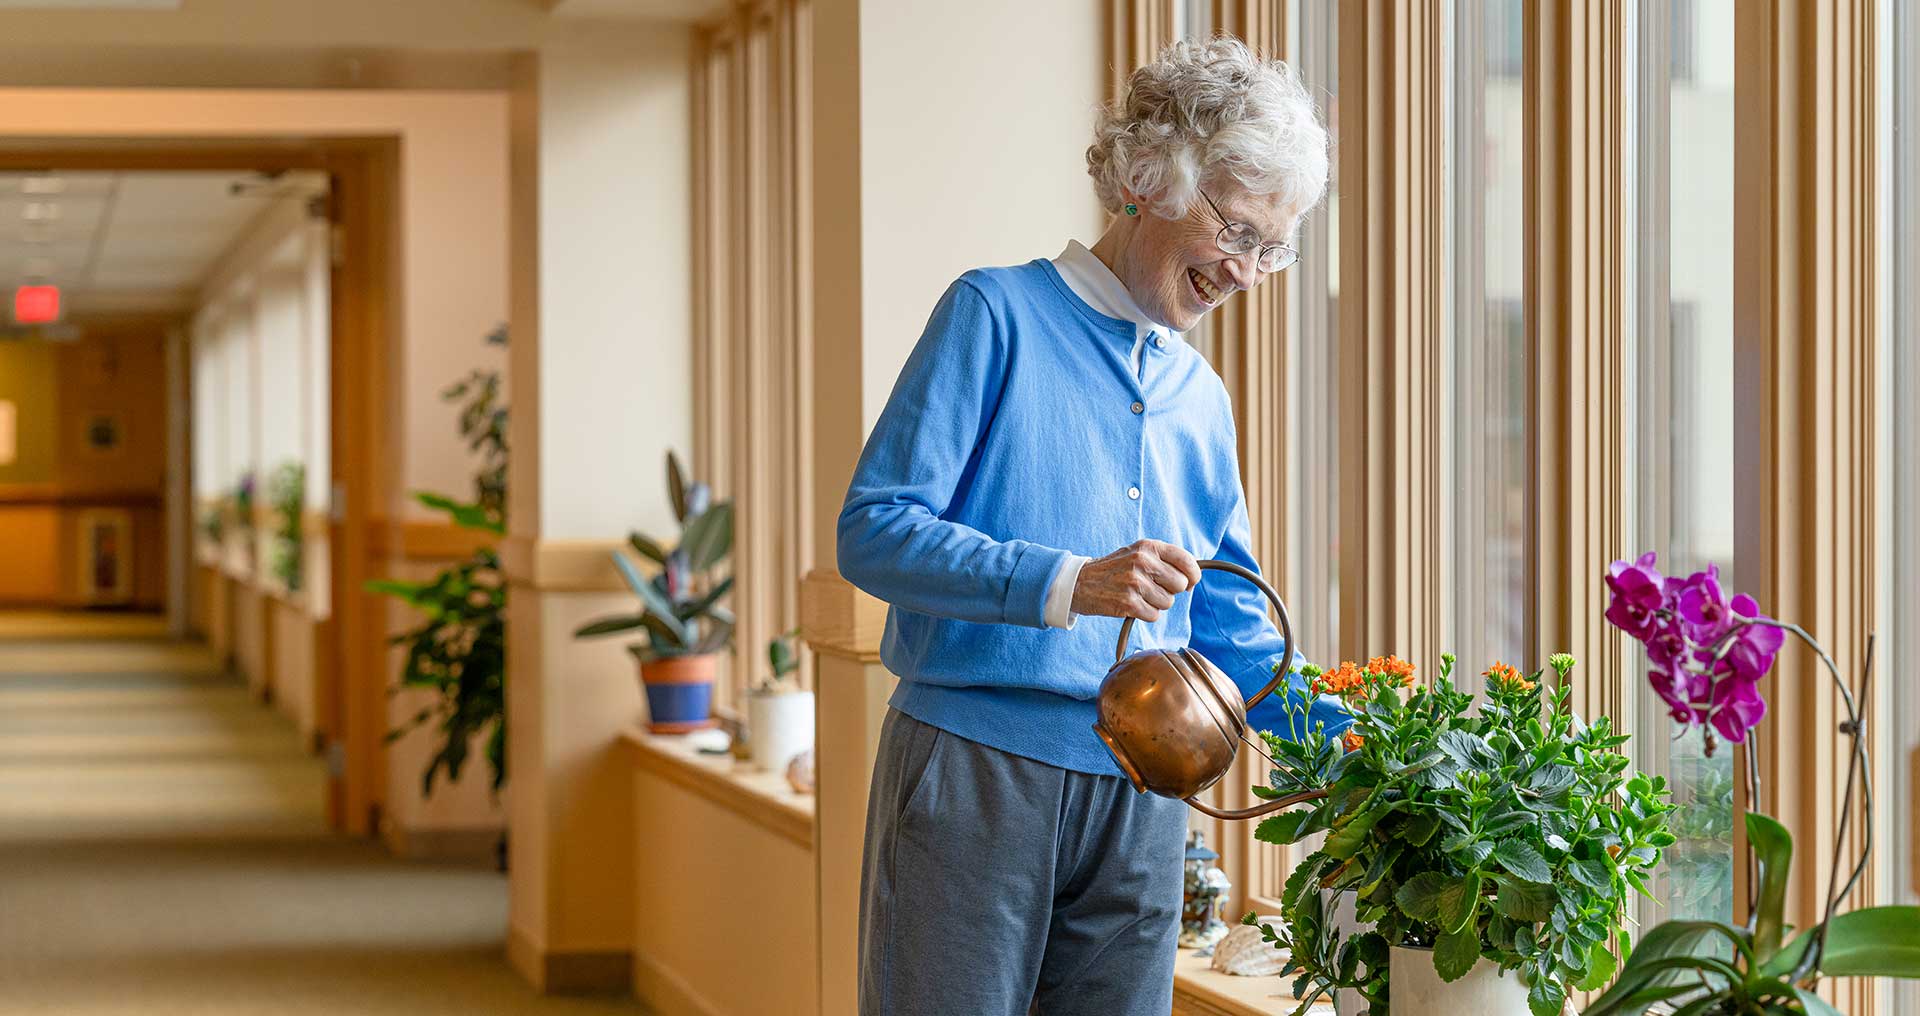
[748,690,815,773]
[1388,946,1530,1015]
[1326,891,1370,1016]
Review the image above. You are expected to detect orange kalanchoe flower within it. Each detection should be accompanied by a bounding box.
[1484,661,1535,692]
[1342,729,1366,753]
[1314,661,1368,699]
[1366,654,1416,686]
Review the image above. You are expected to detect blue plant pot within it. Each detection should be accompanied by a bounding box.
[638,653,718,734]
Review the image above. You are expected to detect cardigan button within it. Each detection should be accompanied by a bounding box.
[1127,486,1141,500]
[1130,401,1144,414]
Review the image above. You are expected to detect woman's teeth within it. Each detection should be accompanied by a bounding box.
[1188,268,1224,305]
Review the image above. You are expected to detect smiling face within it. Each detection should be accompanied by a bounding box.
[1090,179,1302,333]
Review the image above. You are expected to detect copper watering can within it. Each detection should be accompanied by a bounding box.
[1092,559,1328,821]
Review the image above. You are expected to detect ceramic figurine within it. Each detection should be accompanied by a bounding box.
[1179,830,1231,949]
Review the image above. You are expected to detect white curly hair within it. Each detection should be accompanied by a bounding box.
[1087,36,1330,236]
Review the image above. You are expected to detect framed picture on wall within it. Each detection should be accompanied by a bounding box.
[76,509,133,604]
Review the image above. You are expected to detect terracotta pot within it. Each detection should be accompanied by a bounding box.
[637,653,719,734]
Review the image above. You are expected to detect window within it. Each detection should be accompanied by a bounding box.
[1284,0,1339,718]
[1444,0,1530,691]
[1625,0,1738,925]
[1887,1,1919,1011]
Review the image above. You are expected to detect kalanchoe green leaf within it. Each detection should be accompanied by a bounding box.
[1433,923,1482,983]
[1494,877,1557,922]
[1438,872,1482,932]
[1493,840,1553,884]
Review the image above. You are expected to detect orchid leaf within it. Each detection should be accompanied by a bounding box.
[1746,812,1793,964]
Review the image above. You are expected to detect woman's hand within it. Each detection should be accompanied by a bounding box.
[1070,540,1203,621]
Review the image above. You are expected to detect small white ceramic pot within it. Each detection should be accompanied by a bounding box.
[1387,946,1530,1015]
[748,689,815,772]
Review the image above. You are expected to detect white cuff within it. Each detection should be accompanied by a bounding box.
[1043,555,1089,630]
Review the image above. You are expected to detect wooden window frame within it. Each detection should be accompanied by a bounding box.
[1732,5,1882,1013]
[693,0,817,708]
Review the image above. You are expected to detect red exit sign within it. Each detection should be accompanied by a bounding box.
[13,285,59,325]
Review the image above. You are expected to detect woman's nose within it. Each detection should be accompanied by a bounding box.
[1221,253,1259,290]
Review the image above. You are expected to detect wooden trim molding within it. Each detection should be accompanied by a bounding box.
[1335,0,1445,667]
[366,518,496,561]
[1525,1,1629,719]
[499,536,629,592]
[1733,2,1880,1013]
[506,924,631,995]
[797,568,884,663]
[623,729,814,847]
[0,484,162,508]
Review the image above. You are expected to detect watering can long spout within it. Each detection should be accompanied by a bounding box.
[1093,559,1329,822]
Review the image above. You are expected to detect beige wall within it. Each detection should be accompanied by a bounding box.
[805,0,1110,1008]
[505,22,695,983]
[534,25,692,541]
[856,0,1108,428]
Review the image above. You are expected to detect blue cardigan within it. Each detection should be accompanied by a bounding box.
[837,259,1349,776]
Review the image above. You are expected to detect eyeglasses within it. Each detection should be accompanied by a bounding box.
[1198,189,1299,274]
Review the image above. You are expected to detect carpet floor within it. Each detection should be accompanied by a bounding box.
[0,613,641,1015]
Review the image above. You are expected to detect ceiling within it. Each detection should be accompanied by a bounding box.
[0,169,325,323]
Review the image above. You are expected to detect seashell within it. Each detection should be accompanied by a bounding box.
[1210,918,1286,977]
[785,747,816,794]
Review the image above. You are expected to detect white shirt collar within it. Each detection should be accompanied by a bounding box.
[1051,240,1170,342]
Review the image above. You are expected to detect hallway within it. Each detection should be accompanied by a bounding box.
[0,615,638,1015]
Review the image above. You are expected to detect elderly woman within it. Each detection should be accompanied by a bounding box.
[837,37,1350,1015]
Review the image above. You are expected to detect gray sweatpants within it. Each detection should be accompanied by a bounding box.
[858,709,1188,1016]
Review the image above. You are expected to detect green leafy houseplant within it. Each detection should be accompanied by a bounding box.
[754,629,802,695]
[1249,653,1674,1016]
[572,452,735,664]
[367,327,509,796]
[200,498,226,546]
[572,452,734,734]
[233,471,256,535]
[268,461,305,592]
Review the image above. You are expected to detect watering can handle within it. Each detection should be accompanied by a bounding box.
[1113,558,1298,713]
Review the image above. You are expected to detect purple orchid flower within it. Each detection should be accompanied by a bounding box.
[1724,593,1786,683]
[1605,551,1782,748]
[1708,672,1768,743]
[1605,552,1667,641]
[1649,668,1709,725]
[1676,566,1733,643]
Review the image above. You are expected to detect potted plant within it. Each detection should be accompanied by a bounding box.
[573,452,734,734]
[200,497,226,549]
[1581,554,1920,1014]
[268,460,304,593]
[368,326,510,807]
[1247,653,1674,1016]
[746,629,812,772]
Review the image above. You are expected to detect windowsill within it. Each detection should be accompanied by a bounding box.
[621,728,815,847]
[1171,948,1333,1016]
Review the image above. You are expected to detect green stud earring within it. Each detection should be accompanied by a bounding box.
[1124,203,1138,216]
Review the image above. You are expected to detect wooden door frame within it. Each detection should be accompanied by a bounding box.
[0,137,400,836]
